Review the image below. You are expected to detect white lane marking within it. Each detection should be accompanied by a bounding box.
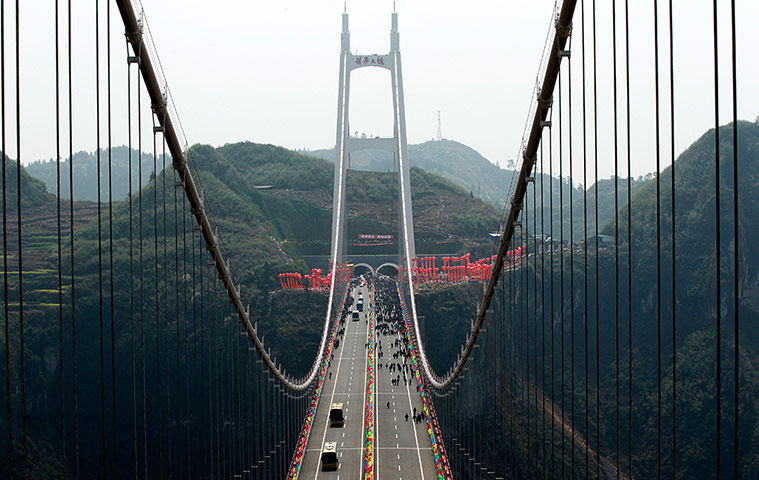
[402,360,425,479]
[313,299,349,480]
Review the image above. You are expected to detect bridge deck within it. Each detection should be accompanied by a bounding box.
[299,283,437,479]
[374,320,438,479]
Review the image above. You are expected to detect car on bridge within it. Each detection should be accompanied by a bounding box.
[352,311,360,321]
[329,402,345,427]
[321,442,339,470]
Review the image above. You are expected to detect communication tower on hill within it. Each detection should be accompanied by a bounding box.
[437,110,442,141]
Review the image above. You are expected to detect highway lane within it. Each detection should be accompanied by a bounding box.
[374,323,438,479]
[300,284,370,479]
[299,280,438,479]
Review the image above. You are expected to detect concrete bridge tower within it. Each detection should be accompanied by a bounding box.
[330,9,416,266]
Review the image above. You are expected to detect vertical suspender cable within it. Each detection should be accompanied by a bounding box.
[138,70,148,480]
[624,1,633,475]
[212,273,220,479]
[95,1,107,474]
[215,279,222,479]
[106,1,118,475]
[199,232,207,477]
[152,114,162,479]
[612,1,620,477]
[173,154,181,477]
[192,214,198,474]
[1,0,10,473]
[501,278,506,475]
[668,2,677,478]
[730,1,739,475]
[528,191,532,476]
[14,1,28,475]
[55,0,68,476]
[532,151,539,477]
[567,31,576,480]
[183,184,189,477]
[163,114,171,480]
[220,287,227,479]
[548,93,555,478]
[541,133,547,478]
[654,2,663,478]
[127,39,137,479]
[558,60,566,480]
[581,1,590,476]
[712,1,722,476]
[592,2,601,475]
[68,1,80,476]
[233,310,240,475]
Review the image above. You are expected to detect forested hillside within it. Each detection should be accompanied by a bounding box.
[0,140,500,477]
[309,139,649,241]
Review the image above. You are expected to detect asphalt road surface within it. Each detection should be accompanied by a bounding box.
[299,283,437,479]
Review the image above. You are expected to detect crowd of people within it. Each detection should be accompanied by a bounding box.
[373,275,428,425]
[324,275,428,426]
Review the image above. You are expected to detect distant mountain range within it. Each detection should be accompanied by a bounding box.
[307,138,650,239]
[308,139,512,207]
[24,139,651,241]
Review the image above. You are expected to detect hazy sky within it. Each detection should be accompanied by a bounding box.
[12,0,759,183]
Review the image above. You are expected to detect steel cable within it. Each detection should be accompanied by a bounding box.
[68,2,80,475]
[152,112,163,478]
[654,2,663,478]
[730,1,738,475]
[712,1,722,476]
[612,1,620,477]
[580,1,590,476]
[624,0,633,476]
[106,0,118,475]
[2,0,10,473]
[95,0,107,474]
[55,0,67,476]
[137,67,148,480]
[668,2,678,478]
[126,40,136,479]
[14,1,28,475]
[592,2,601,476]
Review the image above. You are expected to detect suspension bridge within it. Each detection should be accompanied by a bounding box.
[0,0,751,479]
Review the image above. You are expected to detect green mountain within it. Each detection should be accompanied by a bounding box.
[410,120,759,479]
[498,120,759,479]
[308,139,650,242]
[600,119,759,478]
[1,139,502,477]
[308,139,513,206]
[207,141,500,258]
